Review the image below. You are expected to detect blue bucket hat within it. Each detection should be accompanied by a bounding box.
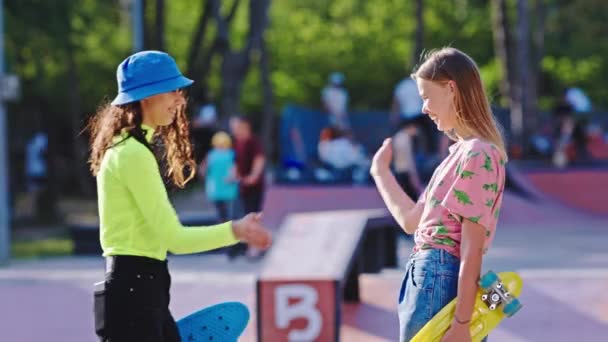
[111,50,194,106]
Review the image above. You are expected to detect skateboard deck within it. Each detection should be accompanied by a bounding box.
[177,302,250,342]
[411,271,523,342]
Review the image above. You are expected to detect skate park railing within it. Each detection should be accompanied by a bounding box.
[257,209,399,341]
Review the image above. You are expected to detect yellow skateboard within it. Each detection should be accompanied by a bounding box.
[411,271,523,342]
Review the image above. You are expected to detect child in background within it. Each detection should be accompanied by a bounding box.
[392,116,424,200]
[201,131,239,222]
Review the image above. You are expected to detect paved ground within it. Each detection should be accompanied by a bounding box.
[2,219,608,341]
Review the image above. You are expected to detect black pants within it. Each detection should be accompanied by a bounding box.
[93,256,181,342]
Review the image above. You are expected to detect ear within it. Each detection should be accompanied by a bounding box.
[448,80,457,94]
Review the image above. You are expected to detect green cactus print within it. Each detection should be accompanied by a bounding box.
[455,162,462,177]
[433,237,456,247]
[460,170,476,179]
[483,183,498,193]
[485,199,494,207]
[468,215,481,223]
[468,150,481,158]
[421,243,433,249]
[448,213,463,223]
[430,196,441,208]
[482,152,494,172]
[500,158,505,166]
[435,221,449,234]
[454,189,473,205]
[494,208,501,219]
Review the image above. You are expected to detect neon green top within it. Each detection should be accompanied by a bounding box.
[96,124,238,261]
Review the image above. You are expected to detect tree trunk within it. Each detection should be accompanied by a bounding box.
[413,0,424,66]
[528,0,546,132]
[29,58,57,221]
[491,0,515,107]
[66,43,94,199]
[513,0,530,152]
[186,1,213,100]
[515,0,532,151]
[142,0,153,49]
[220,51,250,117]
[40,105,60,222]
[259,38,275,159]
[186,0,212,77]
[213,0,271,119]
[155,0,165,51]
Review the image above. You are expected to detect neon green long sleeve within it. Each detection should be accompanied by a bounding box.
[96,125,238,260]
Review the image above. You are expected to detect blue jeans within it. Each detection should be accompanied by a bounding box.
[398,249,459,341]
[398,249,488,341]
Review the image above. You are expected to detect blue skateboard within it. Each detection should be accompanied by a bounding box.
[177,302,250,342]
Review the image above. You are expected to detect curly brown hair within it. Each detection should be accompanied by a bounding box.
[87,100,196,188]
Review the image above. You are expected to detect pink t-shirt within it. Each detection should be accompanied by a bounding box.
[414,138,506,258]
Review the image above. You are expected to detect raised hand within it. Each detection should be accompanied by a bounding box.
[370,138,394,176]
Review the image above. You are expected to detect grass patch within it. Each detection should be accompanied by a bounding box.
[12,238,74,259]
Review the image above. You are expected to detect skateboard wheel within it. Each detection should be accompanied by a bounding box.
[479,271,499,290]
[503,298,522,317]
[489,303,497,311]
[481,294,488,301]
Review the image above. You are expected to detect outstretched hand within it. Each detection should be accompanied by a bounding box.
[370,138,393,176]
[232,212,272,250]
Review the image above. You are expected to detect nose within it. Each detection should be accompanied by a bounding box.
[421,102,430,115]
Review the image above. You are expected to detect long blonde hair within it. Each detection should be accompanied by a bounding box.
[87,100,196,188]
[413,47,507,160]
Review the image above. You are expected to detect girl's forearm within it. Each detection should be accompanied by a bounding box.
[372,168,417,233]
[454,249,483,323]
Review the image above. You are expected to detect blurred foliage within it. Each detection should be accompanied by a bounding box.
[263,0,498,112]
[6,0,130,117]
[12,237,74,258]
[541,0,608,106]
[3,0,607,198]
[5,0,607,122]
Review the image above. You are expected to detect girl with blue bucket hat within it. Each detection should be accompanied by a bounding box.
[87,50,272,341]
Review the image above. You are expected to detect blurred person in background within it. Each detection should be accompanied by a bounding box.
[199,131,239,223]
[318,126,370,183]
[227,115,266,260]
[190,93,218,165]
[24,130,48,218]
[322,72,350,130]
[392,115,424,200]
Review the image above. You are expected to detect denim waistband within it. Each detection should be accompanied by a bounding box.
[409,248,459,265]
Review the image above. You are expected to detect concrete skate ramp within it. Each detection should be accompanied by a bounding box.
[261,186,388,231]
[506,165,608,217]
